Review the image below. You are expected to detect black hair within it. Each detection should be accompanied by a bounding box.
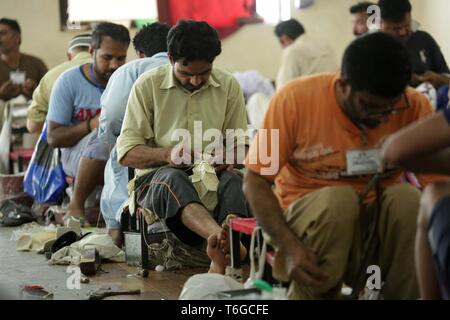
[167,20,221,64]
[274,19,305,40]
[341,32,412,98]
[350,2,375,14]
[0,18,21,33]
[379,0,412,22]
[133,22,170,57]
[91,22,130,50]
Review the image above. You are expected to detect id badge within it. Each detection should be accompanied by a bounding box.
[10,70,26,85]
[345,149,382,176]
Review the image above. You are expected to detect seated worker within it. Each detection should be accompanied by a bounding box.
[26,34,92,134]
[381,89,450,300]
[46,22,130,223]
[247,19,338,129]
[350,2,375,37]
[274,18,338,89]
[117,20,251,272]
[379,0,450,90]
[0,18,47,125]
[244,33,434,300]
[98,22,171,245]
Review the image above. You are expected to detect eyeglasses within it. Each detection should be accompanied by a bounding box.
[365,92,411,118]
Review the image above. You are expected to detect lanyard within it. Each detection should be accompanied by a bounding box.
[89,63,104,94]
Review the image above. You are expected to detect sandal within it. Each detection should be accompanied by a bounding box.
[0,200,36,227]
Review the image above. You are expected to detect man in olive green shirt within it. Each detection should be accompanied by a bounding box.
[26,34,92,133]
[117,20,250,272]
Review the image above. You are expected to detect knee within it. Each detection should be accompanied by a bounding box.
[218,171,243,190]
[318,186,359,222]
[384,184,421,210]
[420,181,450,227]
[158,168,190,183]
[383,184,421,228]
[422,182,450,213]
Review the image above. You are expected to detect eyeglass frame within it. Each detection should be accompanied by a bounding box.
[365,92,411,118]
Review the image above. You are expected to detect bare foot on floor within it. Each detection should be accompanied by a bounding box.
[207,220,247,274]
[207,234,228,274]
[219,218,247,261]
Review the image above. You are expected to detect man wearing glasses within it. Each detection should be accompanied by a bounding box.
[244,33,433,300]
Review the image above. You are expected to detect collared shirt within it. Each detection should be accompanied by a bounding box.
[27,52,92,123]
[117,64,248,177]
[276,34,338,89]
[98,52,169,228]
[98,52,169,147]
[246,74,433,209]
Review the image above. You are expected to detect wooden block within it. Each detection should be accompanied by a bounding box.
[79,248,100,275]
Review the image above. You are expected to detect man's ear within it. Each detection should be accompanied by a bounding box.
[137,51,146,59]
[337,78,351,98]
[89,47,94,56]
[168,54,175,65]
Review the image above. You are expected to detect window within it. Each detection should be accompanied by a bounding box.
[255,0,291,24]
[59,0,158,30]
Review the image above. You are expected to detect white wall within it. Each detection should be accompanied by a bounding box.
[217,0,356,79]
[0,0,447,80]
[0,0,139,69]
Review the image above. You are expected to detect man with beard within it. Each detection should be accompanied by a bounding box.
[46,22,129,224]
[244,33,433,300]
[349,2,375,37]
[379,0,450,89]
[98,22,170,245]
[26,34,92,134]
[117,20,250,272]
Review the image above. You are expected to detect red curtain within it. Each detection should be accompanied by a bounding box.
[158,0,256,39]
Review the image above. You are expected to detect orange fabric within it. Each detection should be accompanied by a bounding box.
[245,74,434,209]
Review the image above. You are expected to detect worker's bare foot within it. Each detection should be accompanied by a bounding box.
[207,234,228,274]
[219,216,247,261]
[208,215,248,274]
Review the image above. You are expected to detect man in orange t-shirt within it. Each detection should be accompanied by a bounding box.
[244,33,432,300]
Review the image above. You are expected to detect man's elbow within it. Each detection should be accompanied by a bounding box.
[46,132,59,147]
[26,119,43,134]
[118,152,131,167]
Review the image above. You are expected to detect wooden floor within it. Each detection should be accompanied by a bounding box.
[0,226,208,300]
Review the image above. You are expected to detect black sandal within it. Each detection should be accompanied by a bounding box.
[0,200,36,227]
